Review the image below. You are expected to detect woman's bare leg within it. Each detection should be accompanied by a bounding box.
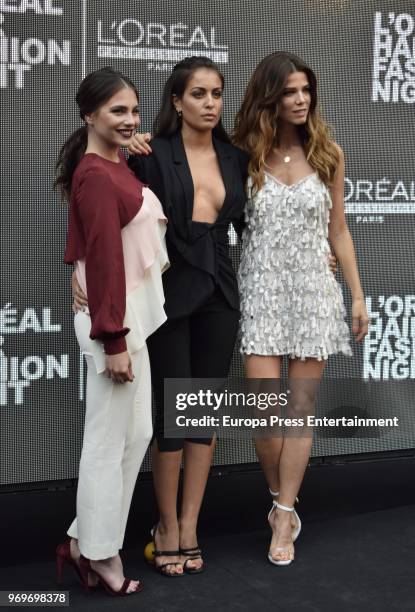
[151,441,183,575]
[179,437,216,570]
[245,355,283,495]
[270,358,326,562]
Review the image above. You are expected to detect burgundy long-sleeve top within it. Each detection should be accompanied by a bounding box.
[64,152,144,355]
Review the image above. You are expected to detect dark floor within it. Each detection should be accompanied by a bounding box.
[1,455,415,611]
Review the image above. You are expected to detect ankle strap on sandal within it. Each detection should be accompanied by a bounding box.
[180,547,201,555]
[269,488,299,503]
[153,549,181,557]
[276,501,294,512]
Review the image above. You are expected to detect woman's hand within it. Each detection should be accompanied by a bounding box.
[72,271,88,313]
[105,351,134,384]
[127,132,152,156]
[327,253,337,275]
[351,297,369,342]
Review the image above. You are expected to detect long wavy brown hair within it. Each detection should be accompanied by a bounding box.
[233,52,340,195]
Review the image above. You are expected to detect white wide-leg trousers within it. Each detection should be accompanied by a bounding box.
[67,319,152,560]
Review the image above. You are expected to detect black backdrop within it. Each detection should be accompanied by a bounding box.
[1,0,414,486]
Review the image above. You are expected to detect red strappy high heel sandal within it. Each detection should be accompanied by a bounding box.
[56,539,96,587]
[78,555,143,596]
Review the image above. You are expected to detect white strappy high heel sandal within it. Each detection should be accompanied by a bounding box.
[267,501,296,566]
[268,488,301,542]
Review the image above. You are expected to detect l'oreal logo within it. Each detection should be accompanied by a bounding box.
[97,19,228,63]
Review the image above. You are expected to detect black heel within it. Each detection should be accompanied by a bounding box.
[150,525,184,577]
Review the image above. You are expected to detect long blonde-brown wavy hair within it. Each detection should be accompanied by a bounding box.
[233,52,340,195]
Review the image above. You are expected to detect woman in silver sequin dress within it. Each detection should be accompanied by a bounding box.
[234,52,369,566]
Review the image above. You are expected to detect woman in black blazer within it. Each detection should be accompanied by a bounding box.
[128,57,248,575]
[128,129,247,320]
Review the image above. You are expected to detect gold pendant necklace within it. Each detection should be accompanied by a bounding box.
[283,155,291,163]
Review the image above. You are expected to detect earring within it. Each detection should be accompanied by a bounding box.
[176,108,182,118]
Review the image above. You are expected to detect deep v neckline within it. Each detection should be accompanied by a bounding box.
[172,133,231,224]
[186,144,226,224]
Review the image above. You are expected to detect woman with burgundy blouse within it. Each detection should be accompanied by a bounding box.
[72,56,248,577]
[54,67,168,595]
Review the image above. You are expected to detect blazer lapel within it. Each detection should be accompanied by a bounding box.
[213,136,236,222]
[170,132,237,224]
[170,131,194,220]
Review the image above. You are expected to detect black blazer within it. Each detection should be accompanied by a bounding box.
[128,131,248,319]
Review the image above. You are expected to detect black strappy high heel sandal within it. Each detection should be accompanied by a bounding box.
[180,546,204,574]
[150,525,184,578]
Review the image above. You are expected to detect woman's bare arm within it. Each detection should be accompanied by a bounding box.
[328,145,369,342]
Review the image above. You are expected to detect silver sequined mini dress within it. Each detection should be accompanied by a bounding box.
[238,171,352,360]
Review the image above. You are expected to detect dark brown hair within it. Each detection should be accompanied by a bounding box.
[154,56,230,143]
[54,67,139,198]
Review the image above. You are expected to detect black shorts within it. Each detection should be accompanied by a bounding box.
[147,288,240,452]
